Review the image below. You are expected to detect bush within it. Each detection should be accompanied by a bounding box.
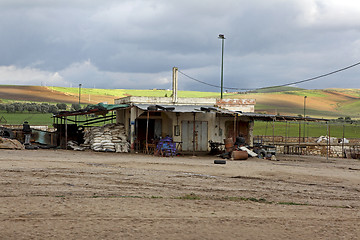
[56,103,67,110]
[5,105,15,113]
[71,103,81,111]
[0,104,6,111]
[40,103,50,113]
[48,105,59,114]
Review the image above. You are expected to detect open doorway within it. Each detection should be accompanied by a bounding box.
[135,119,162,150]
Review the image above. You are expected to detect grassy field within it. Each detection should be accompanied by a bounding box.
[2,110,359,139]
[1,85,360,119]
[48,87,226,98]
[0,112,54,126]
[0,112,115,127]
[253,121,360,139]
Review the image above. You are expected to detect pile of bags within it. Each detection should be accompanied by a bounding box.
[83,123,129,153]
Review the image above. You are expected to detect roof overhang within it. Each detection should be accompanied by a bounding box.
[132,103,329,122]
[54,103,130,117]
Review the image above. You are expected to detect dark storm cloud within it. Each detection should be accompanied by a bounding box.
[1,0,360,90]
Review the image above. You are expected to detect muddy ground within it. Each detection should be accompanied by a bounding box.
[0,149,359,239]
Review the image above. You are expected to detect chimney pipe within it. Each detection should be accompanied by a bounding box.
[172,67,178,103]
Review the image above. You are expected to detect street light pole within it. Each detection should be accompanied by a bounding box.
[79,83,82,105]
[218,34,225,99]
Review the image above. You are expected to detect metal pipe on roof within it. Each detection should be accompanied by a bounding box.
[172,67,178,103]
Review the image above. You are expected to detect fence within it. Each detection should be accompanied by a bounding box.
[254,121,360,158]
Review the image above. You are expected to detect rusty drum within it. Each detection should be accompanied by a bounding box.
[232,150,248,160]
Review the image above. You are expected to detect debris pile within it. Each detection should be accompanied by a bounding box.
[83,123,129,152]
[0,137,24,150]
[67,140,86,151]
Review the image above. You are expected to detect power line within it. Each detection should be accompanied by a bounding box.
[261,60,360,90]
[178,70,253,91]
[178,60,360,91]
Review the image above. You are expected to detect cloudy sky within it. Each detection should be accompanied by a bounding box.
[1,0,360,92]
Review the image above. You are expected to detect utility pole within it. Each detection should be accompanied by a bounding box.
[218,34,225,99]
[78,84,82,105]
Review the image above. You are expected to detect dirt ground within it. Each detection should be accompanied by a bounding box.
[0,149,359,239]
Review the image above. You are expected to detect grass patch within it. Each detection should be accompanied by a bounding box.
[91,195,143,199]
[0,111,117,127]
[277,202,309,206]
[276,89,327,98]
[223,196,272,204]
[255,86,305,93]
[178,193,201,200]
[0,112,54,126]
[150,196,163,199]
[253,121,360,138]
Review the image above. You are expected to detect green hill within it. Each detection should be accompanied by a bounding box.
[0,85,359,119]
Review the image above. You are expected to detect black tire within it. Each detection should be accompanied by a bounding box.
[258,150,266,159]
[0,127,14,139]
[214,160,226,164]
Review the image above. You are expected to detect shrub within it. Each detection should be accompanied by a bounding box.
[56,103,67,110]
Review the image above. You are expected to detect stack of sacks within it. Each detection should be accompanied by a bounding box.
[83,123,129,152]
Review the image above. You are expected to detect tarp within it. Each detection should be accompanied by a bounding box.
[89,102,129,111]
[0,137,24,150]
[55,103,130,117]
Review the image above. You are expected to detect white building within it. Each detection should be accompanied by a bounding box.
[115,96,256,152]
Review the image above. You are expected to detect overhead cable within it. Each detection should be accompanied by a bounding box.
[178,60,360,91]
[178,70,253,91]
[260,60,360,90]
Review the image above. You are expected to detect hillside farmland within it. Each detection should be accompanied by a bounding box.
[0,85,359,119]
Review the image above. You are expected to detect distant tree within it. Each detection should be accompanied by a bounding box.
[48,105,59,114]
[345,116,352,122]
[5,104,15,113]
[71,103,81,111]
[13,102,24,112]
[0,104,6,111]
[56,103,67,110]
[337,117,344,122]
[26,104,37,113]
[34,104,42,113]
[40,103,50,113]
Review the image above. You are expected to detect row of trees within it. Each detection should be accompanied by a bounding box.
[0,102,81,114]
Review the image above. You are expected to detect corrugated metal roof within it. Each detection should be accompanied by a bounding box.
[134,104,216,113]
[54,103,130,117]
[133,103,328,122]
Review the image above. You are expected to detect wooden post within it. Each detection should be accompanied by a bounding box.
[145,111,149,154]
[298,121,301,155]
[342,124,345,158]
[272,118,275,145]
[65,116,68,150]
[233,114,237,142]
[326,122,329,160]
[285,121,288,154]
[193,113,196,156]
